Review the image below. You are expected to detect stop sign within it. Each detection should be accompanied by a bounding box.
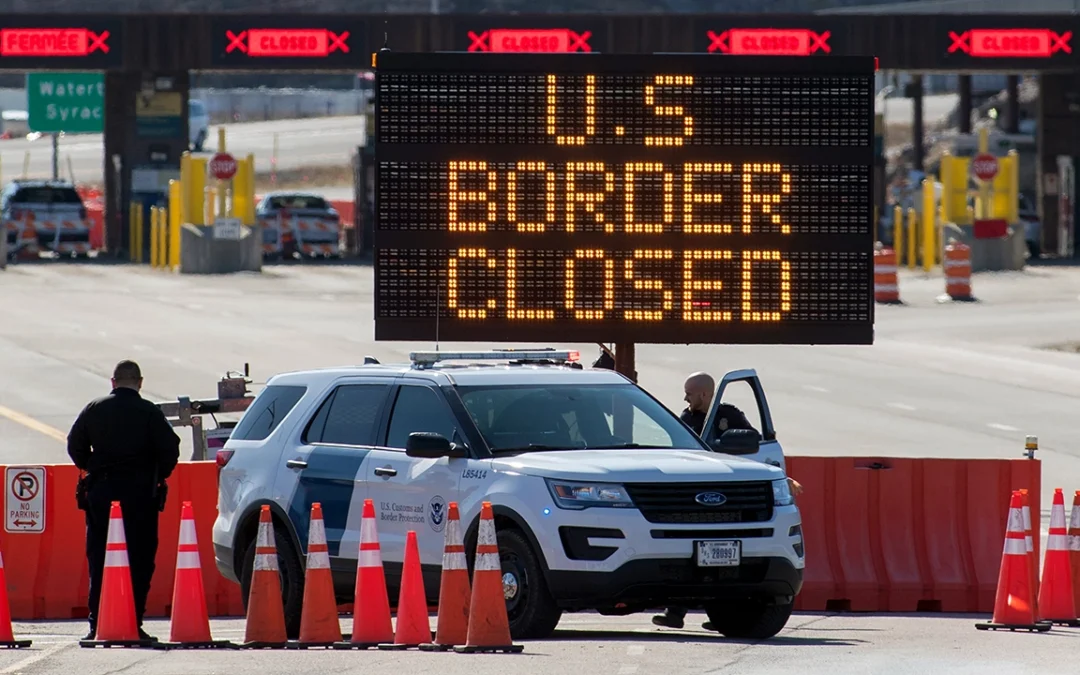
[972,153,999,182]
[209,153,238,181]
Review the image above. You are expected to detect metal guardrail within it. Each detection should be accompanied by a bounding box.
[156,364,256,461]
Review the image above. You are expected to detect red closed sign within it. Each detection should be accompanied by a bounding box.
[972,153,999,181]
[209,153,237,180]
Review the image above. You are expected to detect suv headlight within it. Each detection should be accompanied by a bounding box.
[773,478,794,507]
[545,479,634,510]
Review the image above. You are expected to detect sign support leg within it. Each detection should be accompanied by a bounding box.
[614,341,637,383]
[51,134,59,180]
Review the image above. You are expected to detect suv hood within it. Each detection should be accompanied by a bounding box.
[491,449,784,483]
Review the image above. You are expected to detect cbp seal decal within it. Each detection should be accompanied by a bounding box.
[429,495,447,533]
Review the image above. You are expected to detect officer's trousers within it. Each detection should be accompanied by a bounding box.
[85,478,160,629]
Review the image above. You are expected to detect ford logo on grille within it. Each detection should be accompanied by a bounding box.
[695,492,728,506]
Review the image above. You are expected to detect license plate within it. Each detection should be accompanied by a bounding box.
[696,540,741,567]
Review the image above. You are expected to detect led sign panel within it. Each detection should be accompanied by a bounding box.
[707,29,831,56]
[948,29,1072,58]
[467,29,593,53]
[374,53,876,345]
[210,18,366,69]
[0,20,121,69]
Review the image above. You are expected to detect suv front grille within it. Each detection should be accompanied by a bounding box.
[624,481,774,524]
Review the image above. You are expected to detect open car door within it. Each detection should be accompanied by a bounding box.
[700,369,786,472]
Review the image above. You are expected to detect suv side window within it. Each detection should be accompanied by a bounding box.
[230,385,307,442]
[304,383,389,446]
[385,385,461,449]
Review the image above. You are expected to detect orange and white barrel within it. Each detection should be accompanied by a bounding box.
[943,240,974,301]
[874,246,901,304]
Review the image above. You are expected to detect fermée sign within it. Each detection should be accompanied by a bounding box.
[0,19,121,69]
[374,53,876,345]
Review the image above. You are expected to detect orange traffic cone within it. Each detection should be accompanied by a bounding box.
[379,530,432,650]
[160,502,235,649]
[455,502,523,653]
[1020,489,1039,612]
[81,502,155,648]
[1038,489,1080,626]
[421,502,471,651]
[976,491,1051,631]
[292,503,342,648]
[0,541,31,648]
[1069,491,1080,615]
[335,499,393,649]
[241,505,288,649]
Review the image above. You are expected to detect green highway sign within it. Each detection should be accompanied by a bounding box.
[27,73,105,134]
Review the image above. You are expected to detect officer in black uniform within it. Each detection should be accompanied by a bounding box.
[656,371,756,631]
[67,360,180,641]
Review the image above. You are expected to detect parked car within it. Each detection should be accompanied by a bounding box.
[1018,192,1041,258]
[189,99,210,152]
[1,179,92,257]
[255,192,343,259]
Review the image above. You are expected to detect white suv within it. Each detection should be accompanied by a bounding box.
[212,350,804,640]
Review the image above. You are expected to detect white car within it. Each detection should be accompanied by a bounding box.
[189,99,210,152]
[212,350,804,640]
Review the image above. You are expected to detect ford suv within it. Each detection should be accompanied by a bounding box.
[212,349,803,640]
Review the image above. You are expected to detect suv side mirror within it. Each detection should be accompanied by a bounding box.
[711,428,762,456]
[406,432,467,458]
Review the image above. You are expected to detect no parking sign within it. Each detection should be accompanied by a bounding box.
[5,466,45,533]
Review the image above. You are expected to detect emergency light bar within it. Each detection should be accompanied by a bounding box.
[409,349,581,367]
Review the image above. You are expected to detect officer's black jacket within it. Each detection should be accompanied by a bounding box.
[67,388,181,484]
[680,403,754,438]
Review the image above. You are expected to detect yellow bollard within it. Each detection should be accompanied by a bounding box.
[150,207,159,268]
[206,187,217,225]
[129,202,143,263]
[893,204,903,265]
[923,197,936,272]
[169,180,182,271]
[905,208,917,270]
[922,178,937,269]
[217,127,228,219]
[188,156,207,226]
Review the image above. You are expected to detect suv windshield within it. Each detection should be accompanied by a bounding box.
[264,195,330,210]
[456,383,705,453]
[10,186,82,204]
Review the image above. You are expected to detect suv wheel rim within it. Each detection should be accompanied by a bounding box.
[502,572,519,601]
[500,550,527,619]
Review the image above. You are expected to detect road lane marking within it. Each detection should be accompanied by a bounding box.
[0,404,67,443]
[627,645,645,656]
[802,385,830,393]
[887,402,917,411]
[0,641,71,673]
[987,423,1019,432]
[618,666,640,675]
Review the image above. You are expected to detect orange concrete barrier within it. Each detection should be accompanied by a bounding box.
[329,200,355,229]
[787,456,1041,613]
[0,463,244,620]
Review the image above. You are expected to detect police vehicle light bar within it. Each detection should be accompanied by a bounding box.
[409,349,581,367]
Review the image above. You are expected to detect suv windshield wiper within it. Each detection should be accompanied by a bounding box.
[490,444,580,454]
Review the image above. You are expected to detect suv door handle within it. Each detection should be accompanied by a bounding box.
[285,459,308,470]
[373,466,397,477]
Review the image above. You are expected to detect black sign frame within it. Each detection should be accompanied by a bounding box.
[374,52,876,345]
[209,15,368,70]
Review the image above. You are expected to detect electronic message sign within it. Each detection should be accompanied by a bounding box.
[210,16,366,69]
[456,18,605,53]
[374,53,876,344]
[0,18,122,69]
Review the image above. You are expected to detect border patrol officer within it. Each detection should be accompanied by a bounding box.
[68,360,180,641]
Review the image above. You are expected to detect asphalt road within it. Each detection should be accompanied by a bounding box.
[0,116,366,185]
[1,262,1079,510]
[4,612,1080,675]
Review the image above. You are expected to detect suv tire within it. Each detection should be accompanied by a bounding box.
[475,527,562,640]
[239,525,305,639]
[704,599,793,640]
